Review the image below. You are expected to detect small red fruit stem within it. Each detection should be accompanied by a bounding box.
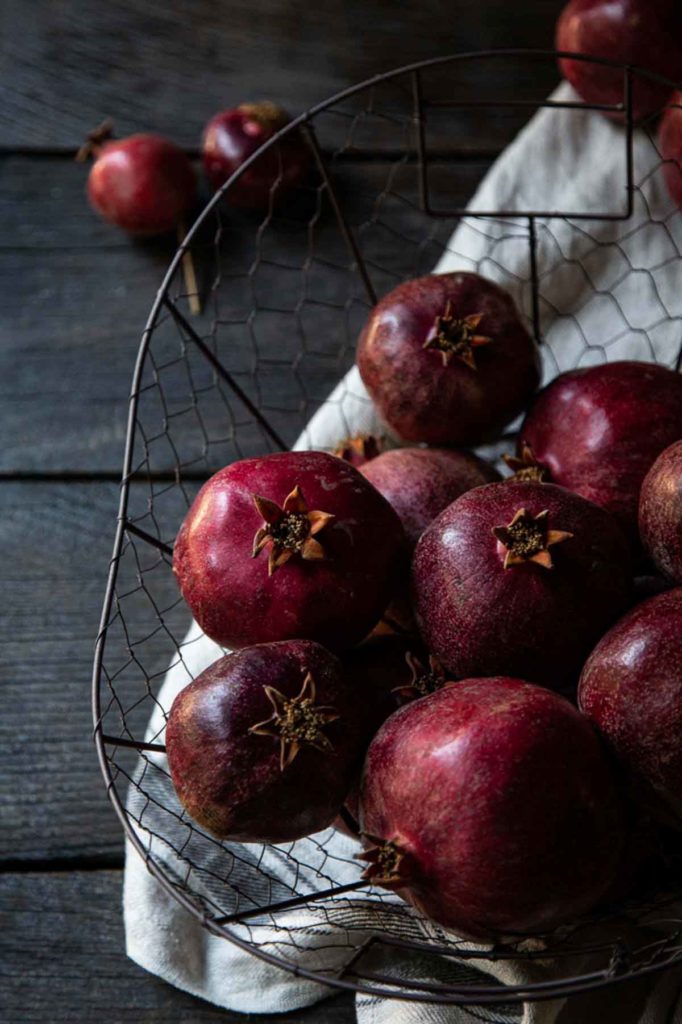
[178,222,201,316]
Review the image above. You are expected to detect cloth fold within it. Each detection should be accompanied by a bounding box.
[123,83,682,1022]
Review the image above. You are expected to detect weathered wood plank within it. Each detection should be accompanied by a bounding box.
[0,870,355,1022]
[0,0,563,150]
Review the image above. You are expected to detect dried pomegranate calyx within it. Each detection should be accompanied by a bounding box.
[237,101,290,133]
[249,670,339,770]
[504,442,551,483]
[423,303,491,369]
[252,484,334,575]
[357,834,411,888]
[75,119,115,163]
[333,433,382,464]
[492,507,573,569]
[394,652,450,701]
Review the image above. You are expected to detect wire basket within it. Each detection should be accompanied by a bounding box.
[93,51,682,1017]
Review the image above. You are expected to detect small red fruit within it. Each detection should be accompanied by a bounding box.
[360,446,500,548]
[173,451,405,652]
[660,94,682,208]
[359,678,625,938]
[357,272,540,447]
[412,481,631,688]
[521,361,682,546]
[579,588,682,826]
[80,123,197,235]
[166,640,366,842]
[556,0,681,122]
[639,441,682,583]
[202,101,311,208]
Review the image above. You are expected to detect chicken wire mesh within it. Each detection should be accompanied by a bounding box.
[93,51,682,1016]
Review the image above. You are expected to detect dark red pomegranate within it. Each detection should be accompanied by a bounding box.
[556,0,681,122]
[357,273,540,447]
[521,361,682,546]
[359,678,625,938]
[332,433,382,468]
[166,640,369,842]
[202,101,311,208]
[79,123,197,235]
[579,588,682,826]
[341,634,413,732]
[173,451,405,652]
[412,481,631,688]
[660,95,682,209]
[639,441,682,583]
[360,447,500,548]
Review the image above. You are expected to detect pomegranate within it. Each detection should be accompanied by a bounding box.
[202,101,311,208]
[78,122,197,235]
[332,433,382,468]
[359,678,625,938]
[166,640,368,842]
[356,272,540,447]
[556,0,681,123]
[412,481,631,688]
[521,361,682,546]
[173,451,406,652]
[660,95,682,209]
[360,446,500,548]
[579,588,682,826]
[640,440,682,584]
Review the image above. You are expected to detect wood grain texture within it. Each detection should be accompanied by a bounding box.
[1,0,563,149]
[0,870,355,1022]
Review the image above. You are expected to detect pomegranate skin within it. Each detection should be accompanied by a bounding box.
[359,678,625,938]
[412,481,631,688]
[173,451,406,651]
[521,361,682,546]
[202,102,311,208]
[660,95,682,209]
[640,441,682,584]
[87,134,196,235]
[357,273,540,447]
[360,447,500,548]
[579,589,682,826]
[166,640,367,842]
[556,0,681,123]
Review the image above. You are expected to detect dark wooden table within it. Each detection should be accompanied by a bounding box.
[0,2,582,1021]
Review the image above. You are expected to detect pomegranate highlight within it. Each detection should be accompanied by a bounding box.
[357,272,540,446]
[173,451,405,651]
[412,481,631,688]
[359,678,625,938]
[166,640,367,842]
[639,441,682,584]
[579,588,682,826]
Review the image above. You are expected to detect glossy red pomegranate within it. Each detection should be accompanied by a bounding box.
[521,361,682,546]
[412,481,631,688]
[660,95,682,209]
[579,588,682,826]
[360,447,500,548]
[166,640,367,842]
[639,441,682,583]
[80,123,197,235]
[173,451,405,651]
[359,678,625,938]
[357,273,540,447]
[202,101,311,208]
[556,0,680,122]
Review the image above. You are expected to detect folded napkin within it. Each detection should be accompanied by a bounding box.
[124,82,682,1023]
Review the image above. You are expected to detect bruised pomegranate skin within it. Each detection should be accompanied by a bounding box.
[166,640,368,842]
[521,361,682,545]
[360,447,500,548]
[556,0,681,122]
[87,133,197,235]
[357,273,540,446]
[660,95,682,210]
[412,481,631,688]
[173,451,405,651]
[639,441,682,584]
[359,678,625,938]
[202,102,311,208]
[579,588,682,826]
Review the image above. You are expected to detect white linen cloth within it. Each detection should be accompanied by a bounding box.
[123,82,682,1022]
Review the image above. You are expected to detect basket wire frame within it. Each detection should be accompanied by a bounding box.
[93,50,682,1015]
